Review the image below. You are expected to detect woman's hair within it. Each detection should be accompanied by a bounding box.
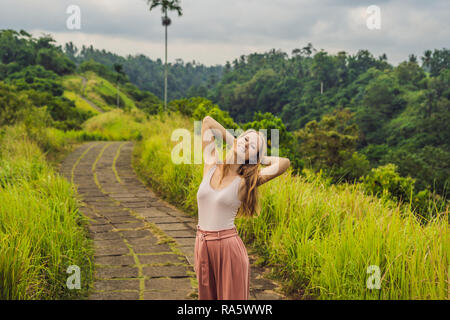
[216,129,267,218]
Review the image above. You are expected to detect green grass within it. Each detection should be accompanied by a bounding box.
[18,124,109,166]
[61,75,83,94]
[0,125,94,299]
[62,72,136,112]
[82,108,146,141]
[236,170,448,299]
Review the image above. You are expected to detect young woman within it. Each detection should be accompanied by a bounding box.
[195,115,291,300]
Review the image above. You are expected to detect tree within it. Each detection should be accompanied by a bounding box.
[36,48,75,75]
[421,50,432,72]
[301,42,316,57]
[64,42,79,61]
[393,60,425,89]
[427,48,450,77]
[311,50,337,93]
[355,70,407,145]
[295,108,360,172]
[145,0,183,112]
[114,63,125,108]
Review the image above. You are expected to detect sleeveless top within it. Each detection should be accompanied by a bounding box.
[196,164,242,231]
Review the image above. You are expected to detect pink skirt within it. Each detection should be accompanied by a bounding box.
[194,224,250,300]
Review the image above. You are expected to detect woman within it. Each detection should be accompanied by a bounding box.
[195,115,291,300]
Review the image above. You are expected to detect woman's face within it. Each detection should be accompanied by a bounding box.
[234,131,262,164]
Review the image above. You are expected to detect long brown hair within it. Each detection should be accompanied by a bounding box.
[216,129,267,218]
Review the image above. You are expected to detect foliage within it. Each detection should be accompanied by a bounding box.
[82,109,146,141]
[243,110,295,159]
[294,108,362,179]
[360,163,416,203]
[0,125,94,299]
[360,163,447,221]
[0,29,75,77]
[79,59,128,84]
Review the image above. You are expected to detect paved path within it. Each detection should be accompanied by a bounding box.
[60,141,287,300]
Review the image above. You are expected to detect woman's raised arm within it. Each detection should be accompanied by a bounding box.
[201,116,236,164]
[257,155,290,186]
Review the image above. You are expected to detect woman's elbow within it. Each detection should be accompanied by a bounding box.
[282,158,291,172]
[203,116,212,124]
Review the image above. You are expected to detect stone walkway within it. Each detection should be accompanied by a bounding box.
[60,141,287,300]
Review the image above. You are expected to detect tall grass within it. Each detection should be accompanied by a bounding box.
[236,169,448,299]
[82,109,146,141]
[18,124,109,166]
[83,109,449,299]
[63,91,100,115]
[61,75,83,94]
[0,126,94,299]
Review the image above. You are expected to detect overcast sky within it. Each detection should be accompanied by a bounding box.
[1,0,449,66]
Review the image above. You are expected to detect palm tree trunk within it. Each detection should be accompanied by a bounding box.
[117,82,119,108]
[164,10,168,112]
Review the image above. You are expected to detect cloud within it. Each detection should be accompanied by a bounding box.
[1,0,448,66]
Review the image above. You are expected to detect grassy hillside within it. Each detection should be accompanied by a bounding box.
[62,71,138,112]
[83,71,136,110]
[1,72,447,299]
[82,108,145,141]
[62,91,100,115]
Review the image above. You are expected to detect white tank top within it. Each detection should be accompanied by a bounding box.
[196,164,242,231]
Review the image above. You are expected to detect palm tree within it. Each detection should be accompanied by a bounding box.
[421,50,432,73]
[145,0,183,112]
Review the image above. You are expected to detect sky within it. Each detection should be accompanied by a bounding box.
[1,0,449,67]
